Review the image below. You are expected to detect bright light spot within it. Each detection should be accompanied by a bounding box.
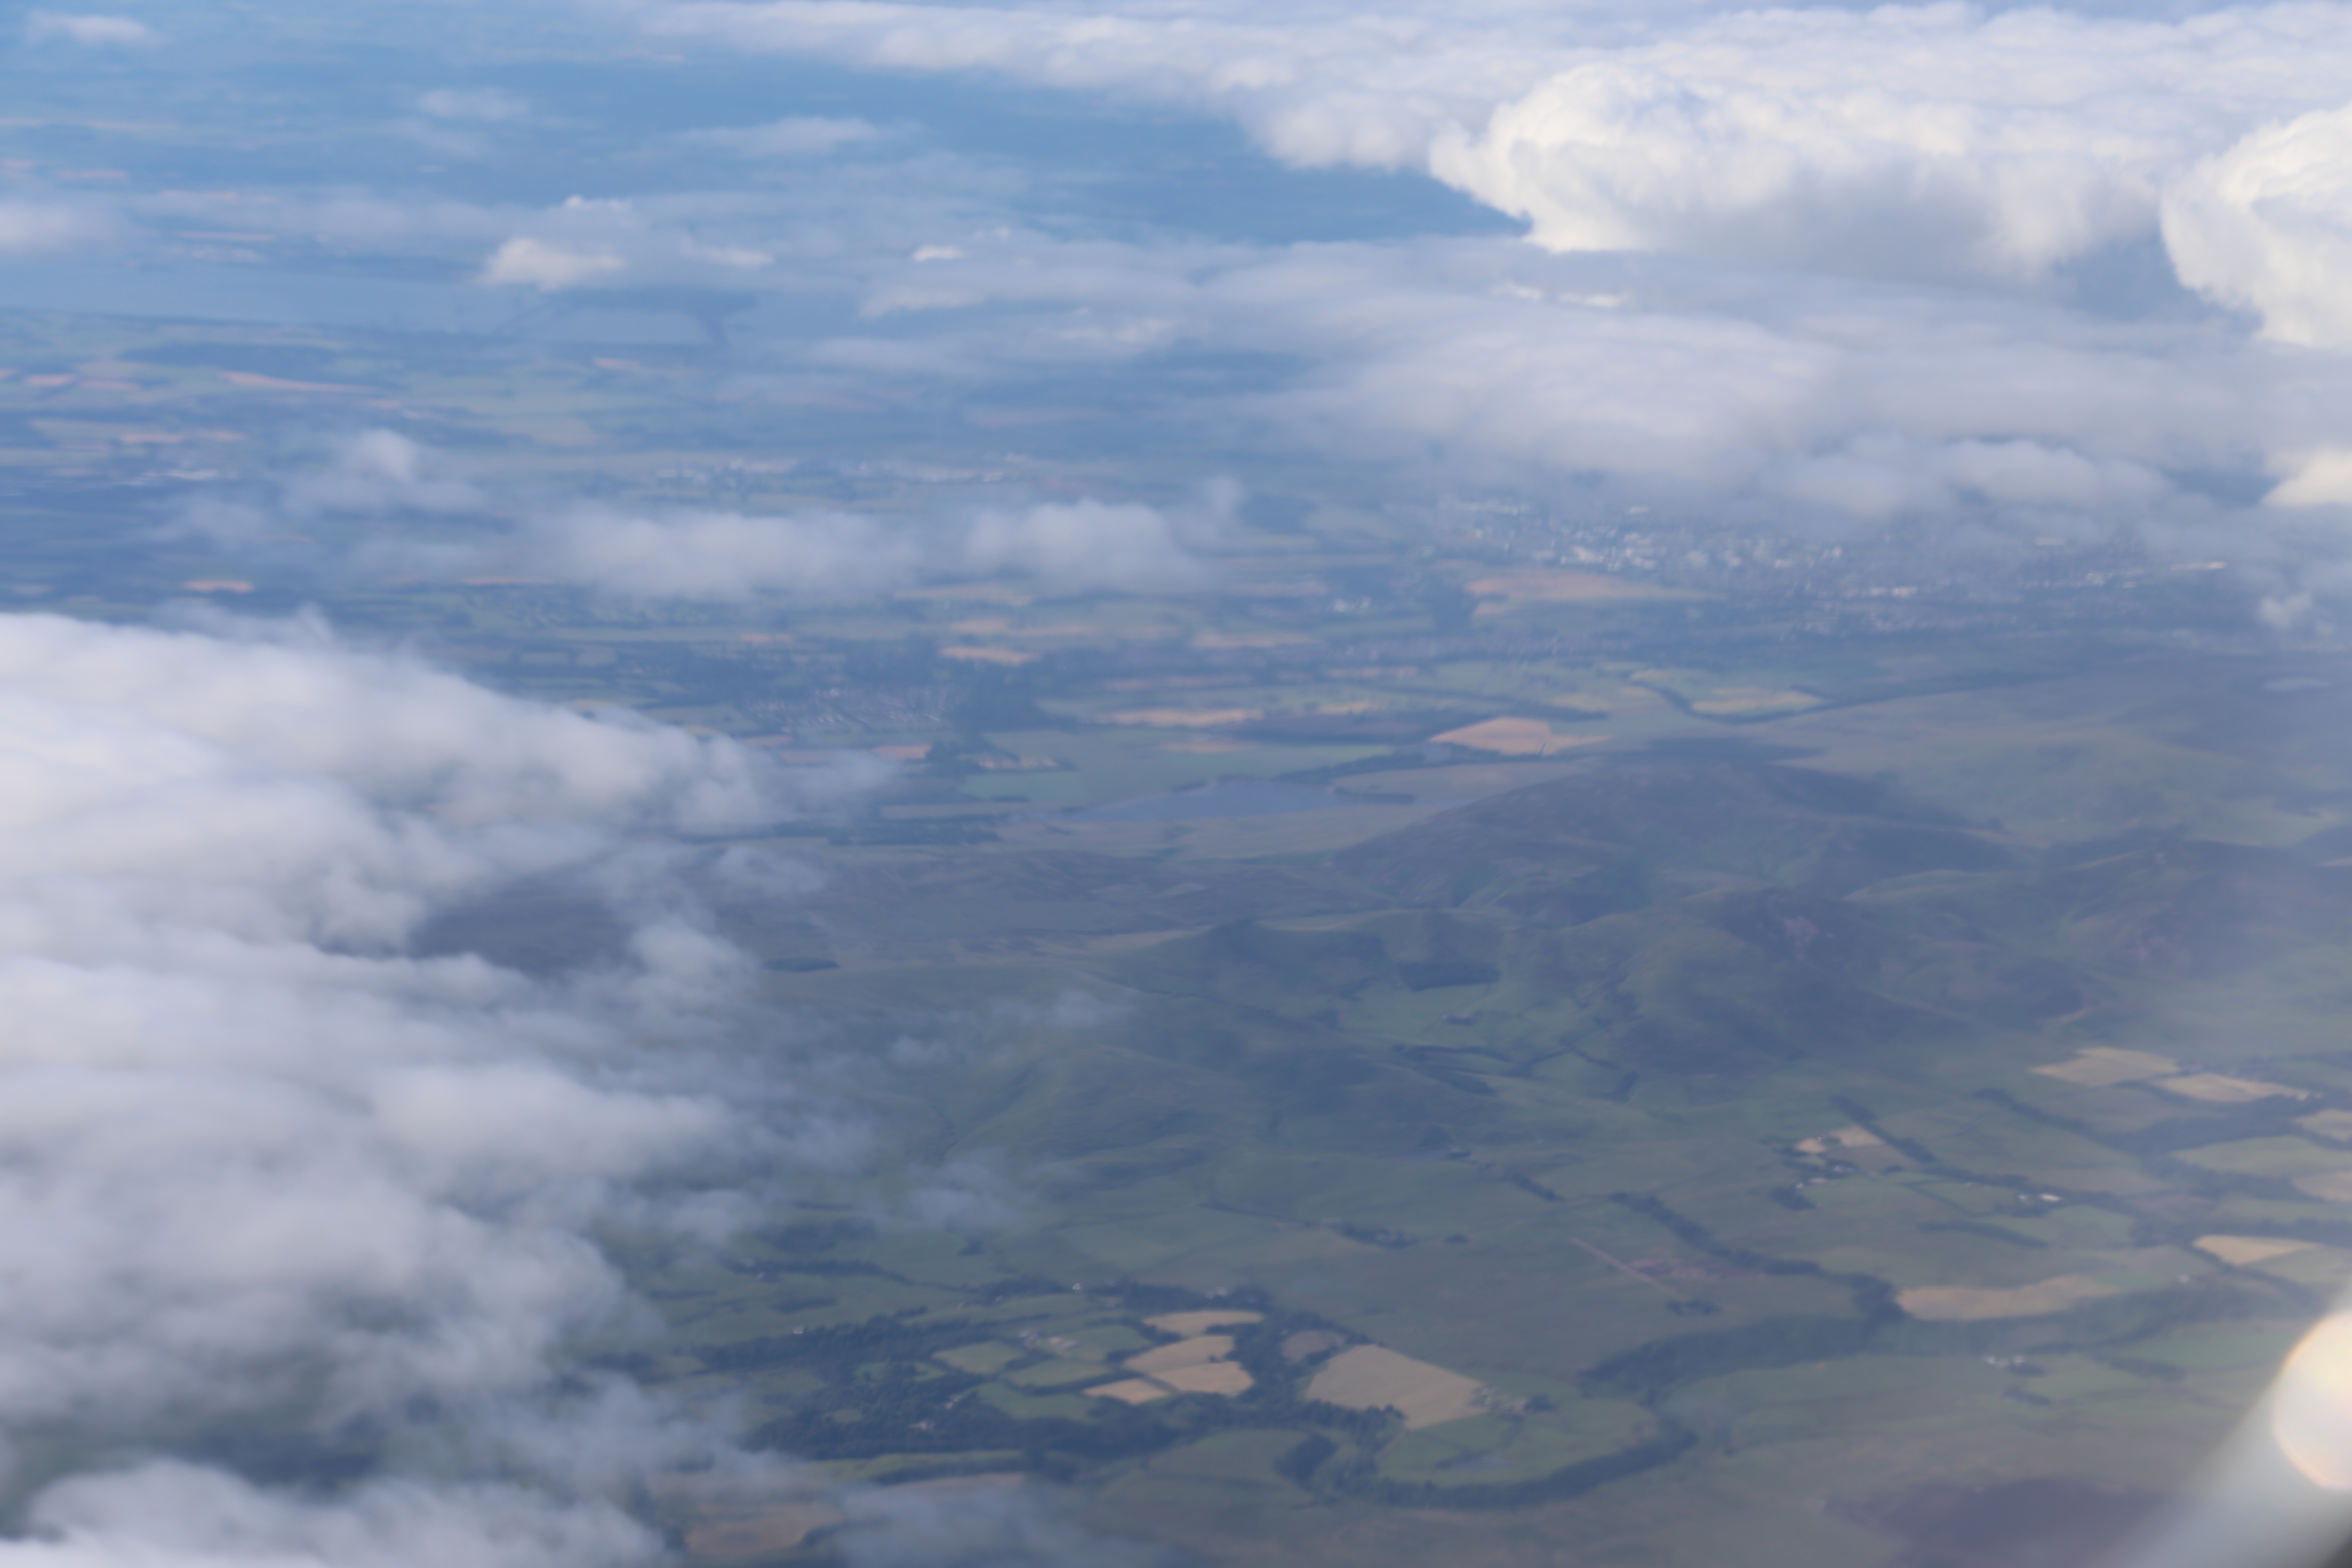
[2273,1314,2352,1488]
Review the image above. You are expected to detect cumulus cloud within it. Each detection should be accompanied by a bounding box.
[2267,449,2352,508]
[0,609,853,1559]
[471,194,805,289]
[1417,6,2335,282]
[639,0,2352,300]
[2165,104,2352,349]
[482,236,627,290]
[23,11,156,46]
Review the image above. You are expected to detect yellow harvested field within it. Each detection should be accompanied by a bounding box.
[2303,1110,2352,1142]
[1305,1344,1487,1429]
[1145,1310,1264,1337]
[1897,1274,2123,1320]
[939,646,1040,665]
[1126,1335,1235,1375]
[1426,716,1610,757]
[1097,707,1264,728]
[1687,687,1825,717]
[2297,1171,2352,1202]
[2156,1073,2308,1104]
[1152,1361,1256,1395]
[1089,1327,1259,1402]
[2196,1235,2316,1266]
[2031,1047,2180,1087]
[1795,1125,1885,1155]
[1085,1378,1172,1406]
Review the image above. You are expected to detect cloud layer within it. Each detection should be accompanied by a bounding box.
[638,1,2352,338]
[0,610,822,1562]
[185,429,1219,599]
[830,226,2334,536]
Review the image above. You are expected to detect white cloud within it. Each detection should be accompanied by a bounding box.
[2264,449,2352,507]
[0,609,858,1559]
[5,1465,658,1568]
[833,227,2302,533]
[465,195,804,289]
[1415,6,2327,282]
[481,236,627,289]
[23,11,156,46]
[0,614,775,850]
[964,499,1211,591]
[2165,104,2352,349]
[526,506,923,597]
[639,0,2352,294]
[280,430,487,516]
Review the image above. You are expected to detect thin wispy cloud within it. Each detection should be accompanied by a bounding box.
[23,11,157,47]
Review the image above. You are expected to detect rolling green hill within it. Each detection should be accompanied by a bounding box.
[1330,759,2018,922]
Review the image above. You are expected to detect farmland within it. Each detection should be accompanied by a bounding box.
[3,308,2348,1566]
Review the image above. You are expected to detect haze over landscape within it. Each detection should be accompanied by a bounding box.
[13,1,2352,1565]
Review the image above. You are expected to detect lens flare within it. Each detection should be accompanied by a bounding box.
[2274,1314,2352,1491]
